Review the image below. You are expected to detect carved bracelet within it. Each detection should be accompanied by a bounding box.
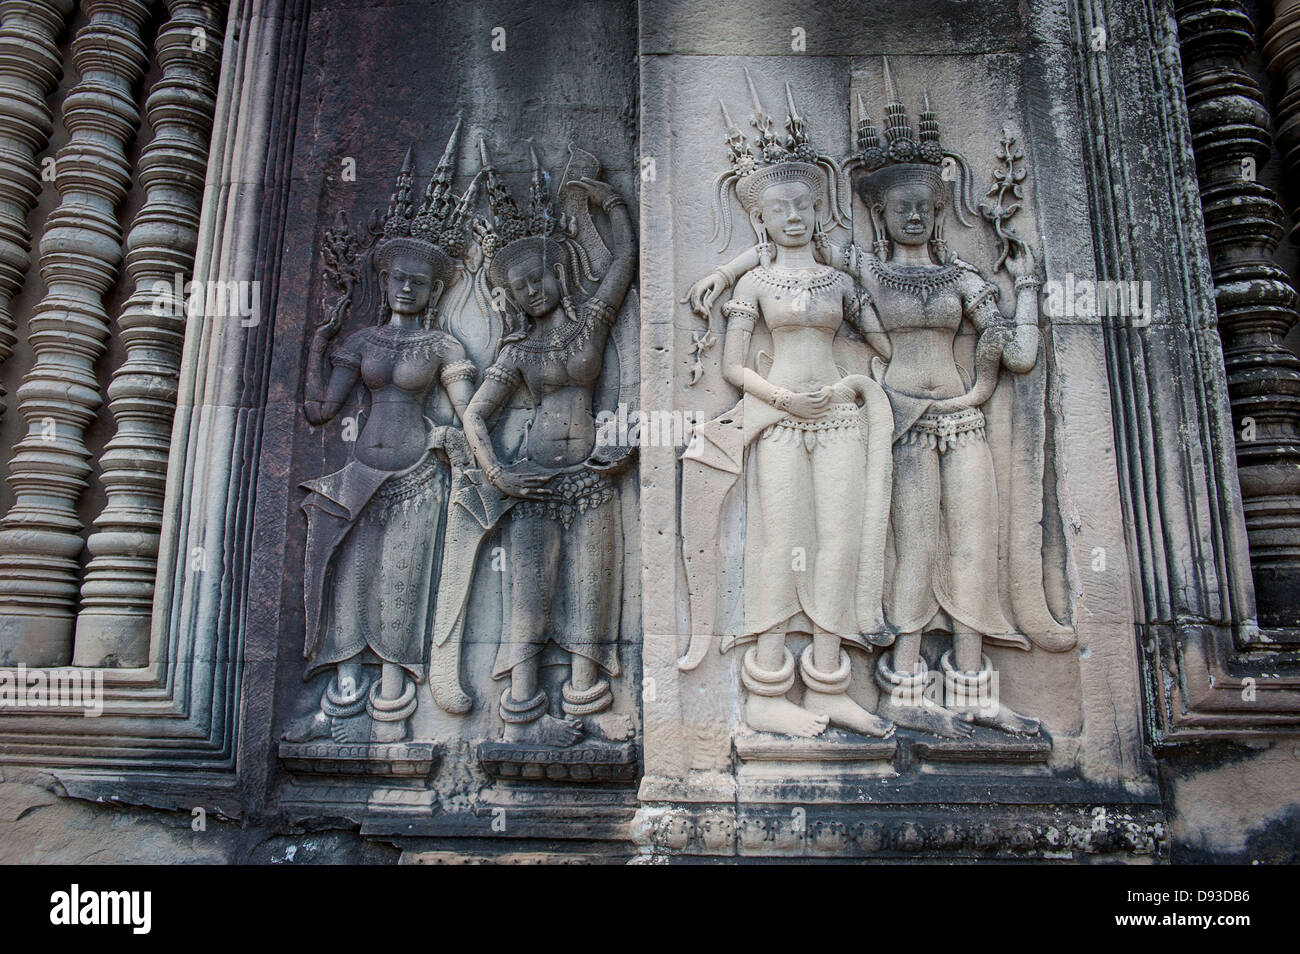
[602,195,626,215]
[772,387,793,412]
[1014,275,1041,291]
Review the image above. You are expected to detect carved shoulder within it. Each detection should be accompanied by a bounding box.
[329,326,369,369]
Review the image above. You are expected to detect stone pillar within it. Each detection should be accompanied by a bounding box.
[0,0,74,414]
[0,0,152,667]
[1176,0,1300,627]
[1265,0,1300,246]
[74,0,226,668]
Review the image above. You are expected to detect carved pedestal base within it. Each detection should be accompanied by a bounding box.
[912,728,1052,767]
[632,802,1167,862]
[477,740,638,783]
[734,730,899,799]
[278,741,443,819]
[278,740,441,778]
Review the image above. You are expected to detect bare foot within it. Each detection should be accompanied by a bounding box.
[330,714,370,744]
[970,703,1040,736]
[878,697,974,739]
[745,694,829,737]
[371,718,408,743]
[504,713,584,747]
[283,710,330,742]
[585,711,635,742]
[803,689,894,738]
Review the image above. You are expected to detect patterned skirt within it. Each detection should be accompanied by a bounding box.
[886,407,1013,637]
[493,467,622,678]
[308,454,449,679]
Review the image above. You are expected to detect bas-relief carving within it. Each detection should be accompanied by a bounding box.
[443,141,639,775]
[281,124,638,784]
[285,122,479,753]
[679,63,1075,750]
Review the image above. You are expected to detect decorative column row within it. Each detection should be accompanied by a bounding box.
[1176,0,1300,629]
[0,0,152,667]
[74,1,227,668]
[1265,0,1300,246]
[0,0,74,414]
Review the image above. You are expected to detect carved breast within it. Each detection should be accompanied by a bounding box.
[754,266,848,333]
[359,328,442,395]
[875,284,964,333]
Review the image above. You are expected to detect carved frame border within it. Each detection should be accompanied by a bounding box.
[1081,0,1300,742]
[0,0,311,815]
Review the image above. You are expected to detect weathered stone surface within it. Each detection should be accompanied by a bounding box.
[0,0,1298,866]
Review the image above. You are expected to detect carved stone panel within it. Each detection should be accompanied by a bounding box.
[251,0,643,825]
[635,3,1157,857]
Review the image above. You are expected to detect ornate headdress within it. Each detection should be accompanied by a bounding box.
[320,119,476,331]
[472,138,600,340]
[375,116,476,284]
[473,137,575,293]
[710,70,849,250]
[849,58,977,226]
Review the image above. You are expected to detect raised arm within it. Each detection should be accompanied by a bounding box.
[566,177,636,311]
[303,301,360,425]
[999,241,1040,373]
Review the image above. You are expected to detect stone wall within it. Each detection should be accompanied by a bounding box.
[0,0,1297,864]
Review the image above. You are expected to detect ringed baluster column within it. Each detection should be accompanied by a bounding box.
[1265,0,1300,246]
[1177,0,1300,628]
[0,0,152,667]
[74,0,226,668]
[0,0,75,414]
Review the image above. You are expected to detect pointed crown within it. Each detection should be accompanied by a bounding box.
[474,137,570,289]
[377,116,475,280]
[710,71,848,248]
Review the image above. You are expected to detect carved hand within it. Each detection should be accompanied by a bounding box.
[1004,239,1037,282]
[314,294,349,345]
[784,386,834,419]
[427,425,473,469]
[565,175,618,208]
[684,272,729,319]
[491,460,555,499]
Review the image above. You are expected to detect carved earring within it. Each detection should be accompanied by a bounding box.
[750,213,773,267]
[554,263,579,323]
[422,280,444,329]
[929,209,948,264]
[870,205,890,260]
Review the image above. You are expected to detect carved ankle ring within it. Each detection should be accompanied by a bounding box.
[799,645,852,694]
[366,678,417,722]
[499,687,548,724]
[562,679,613,716]
[321,674,369,718]
[741,646,797,697]
[939,651,993,710]
[875,652,928,705]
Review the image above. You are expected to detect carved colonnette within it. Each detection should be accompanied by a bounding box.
[1264,0,1300,246]
[0,0,74,416]
[1176,0,1300,632]
[0,0,310,821]
[75,0,228,669]
[1120,0,1300,741]
[0,0,152,667]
